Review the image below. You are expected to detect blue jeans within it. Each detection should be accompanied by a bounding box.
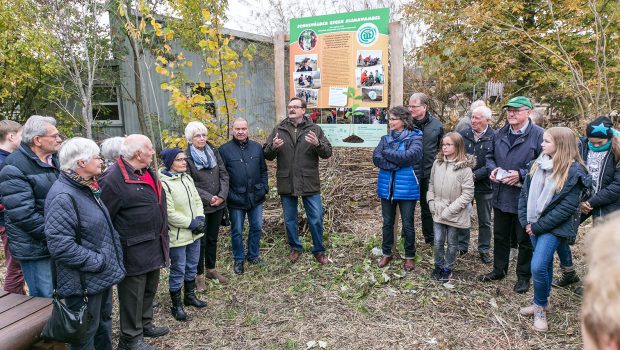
[20,258,52,297]
[380,200,416,258]
[169,239,201,292]
[433,223,459,270]
[66,287,113,350]
[229,205,263,262]
[556,240,573,269]
[281,194,325,253]
[530,233,560,307]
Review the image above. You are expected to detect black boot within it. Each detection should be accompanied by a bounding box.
[184,280,208,308]
[169,289,187,321]
[553,270,580,287]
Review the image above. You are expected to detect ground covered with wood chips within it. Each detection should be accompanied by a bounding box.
[0,149,586,349]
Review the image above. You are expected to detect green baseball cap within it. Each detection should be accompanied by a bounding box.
[503,96,533,109]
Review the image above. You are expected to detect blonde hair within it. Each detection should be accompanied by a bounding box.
[582,213,620,348]
[529,127,585,192]
[437,132,468,162]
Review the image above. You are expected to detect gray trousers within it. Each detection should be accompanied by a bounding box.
[117,269,160,341]
[457,192,493,253]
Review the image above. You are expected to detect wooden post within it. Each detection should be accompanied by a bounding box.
[389,22,405,258]
[389,21,404,107]
[273,32,286,123]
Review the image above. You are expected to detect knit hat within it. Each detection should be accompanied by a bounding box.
[160,148,183,170]
[586,116,614,139]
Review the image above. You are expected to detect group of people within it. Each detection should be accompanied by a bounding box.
[0,101,332,350]
[360,69,382,86]
[374,93,620,333]
[0,92,618,347]
[297,73,314,88]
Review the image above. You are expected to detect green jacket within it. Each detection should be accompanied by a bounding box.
[263,116,332,196]
[160,170,204,248]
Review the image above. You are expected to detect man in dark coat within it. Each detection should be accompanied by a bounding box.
[263,97,332,265]
[0,120,25,295]
[458,105,495,264]
[100,134,169,350]
[408,92,444,244]
[479,96,545,294]
[0,115,61,297]
[220,118,268,274]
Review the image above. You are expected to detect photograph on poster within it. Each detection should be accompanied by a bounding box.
[298,29,317,51]
[295,54,318,72]
[293,71,321,89]
[295,88,319,107]
[356,66,384,88]
[356,50,382,68]
[361,86,384,102]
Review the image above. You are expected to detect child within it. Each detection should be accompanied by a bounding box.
[518,127,590,332]
[427,132,475,282]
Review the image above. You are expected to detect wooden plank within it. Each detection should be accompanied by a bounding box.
[389,21,404,106]
[0,304,54,350]
[0,297,51,329]
[273,32,286,124]
[0,290,9,298]
[0,293,31,313]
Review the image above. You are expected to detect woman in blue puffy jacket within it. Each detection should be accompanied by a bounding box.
[372,106,423,271]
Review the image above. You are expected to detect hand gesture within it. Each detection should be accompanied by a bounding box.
[210,195,224,207]
[580,201,593,215]
[490,168,500,183]
[272,132,284,149]
[304,130,319,146]
[525,223,533,236]
[502,170,521,186]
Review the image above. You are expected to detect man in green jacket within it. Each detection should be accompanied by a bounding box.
[263,97,333,264]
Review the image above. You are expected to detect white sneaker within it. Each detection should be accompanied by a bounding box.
[533,306,548,332]
[520,303,552,315]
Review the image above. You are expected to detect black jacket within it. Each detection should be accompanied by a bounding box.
[45,173,126,297]
[185,143,229,214]
[460,126,495,194]
[219,138,269,210]
[99,158,169,277]
[0,143,59,260]
[579,137,620,218]
[519,161,591,241]
[414,112,444,179]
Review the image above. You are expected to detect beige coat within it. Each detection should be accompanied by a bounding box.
[427,155,475,229]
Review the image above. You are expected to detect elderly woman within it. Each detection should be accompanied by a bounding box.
[373,106,423,271]
[184,121,229,288]
[100,136,125,170]
[159,148,207,321]
[44,137,125,350]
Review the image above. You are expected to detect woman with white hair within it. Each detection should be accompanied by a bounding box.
[44,137,125,349]
[100,136,125,170]
[184,121,229,288]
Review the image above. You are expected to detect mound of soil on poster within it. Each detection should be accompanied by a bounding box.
[342,134,365,143]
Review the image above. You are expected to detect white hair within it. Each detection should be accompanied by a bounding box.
[184,121,208,142]
[22,115,57,145]
[120,134,150,159]
[59,137,100,171]
[231,118,248,128]
[469,100,486,112]
[472,106,493,121]
[101,137,125,161]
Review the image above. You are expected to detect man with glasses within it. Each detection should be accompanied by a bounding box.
[0,115,61,297]
[263,97,332,264]
[407,93,444,245]
[479,96,545,294]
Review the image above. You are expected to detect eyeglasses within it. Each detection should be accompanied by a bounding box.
[192,133,207,139]
[506,108,529,114]
[173,157,187,162]
[39,133,62,140]
[442,143,455,147]
[287,106,304,110]
[407,105,424,109]
[92,155,103,161]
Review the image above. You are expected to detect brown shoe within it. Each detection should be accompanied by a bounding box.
[205,269,229,284]
[403,258,415,271]
[289,250,301,263]
[313,252,329,265]
[378,256,392,268]
[195,274,207,291]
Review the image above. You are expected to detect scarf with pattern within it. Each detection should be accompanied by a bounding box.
[65,170,102,198]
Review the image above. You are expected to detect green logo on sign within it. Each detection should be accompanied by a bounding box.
[357,23,379,46]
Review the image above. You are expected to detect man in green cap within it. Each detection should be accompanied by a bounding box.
[479,96,545,294]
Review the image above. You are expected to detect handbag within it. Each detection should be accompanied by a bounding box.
[42,195,92,344]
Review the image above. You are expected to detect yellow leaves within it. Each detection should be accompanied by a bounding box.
[207,57,219,67]
[201,9,211,21]
[139,19,146,32]
[155,65,169,76]
[186,61,193,67]
[199,40,208,48]
[157,57,168,65]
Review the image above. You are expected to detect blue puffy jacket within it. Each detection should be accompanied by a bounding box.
[45,172,125,297]
[373,129,423,200]
[0,143,59,260]
[518,161,591,241]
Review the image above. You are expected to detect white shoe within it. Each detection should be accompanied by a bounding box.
[520,303,552,315]
[533,306,548,332]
